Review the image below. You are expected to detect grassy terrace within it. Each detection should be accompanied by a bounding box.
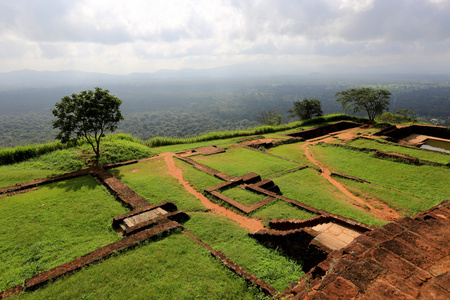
[312,144,450,203]
[272,168,385,226]
[0,176,128,291]
[250,200,317,227]
[220,186,268,206]
[191,147,300,178]
[347,138,450,164]
[0,154,69,188]
[109,158,206,212]
[334,177,436,217]
[13,233,266,300]
[267,142,312,166]
[2,116,448,298]
[175,158,317,225]
[184,213,304,292]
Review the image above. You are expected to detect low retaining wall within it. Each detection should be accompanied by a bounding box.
[374,124,450,141]
[183,230,278,296]
[0,221,182,298]
[286,121,361,140]
[249,228,330,272]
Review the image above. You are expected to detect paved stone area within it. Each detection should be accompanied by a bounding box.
[312,222,362,250]
[281,200,450,299]
[401,133,450,145]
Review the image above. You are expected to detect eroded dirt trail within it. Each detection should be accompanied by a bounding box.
[160,152,265,231]
[302,130,401,221]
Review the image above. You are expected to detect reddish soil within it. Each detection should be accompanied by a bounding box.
[302,129,401,222]
[160,152,265,231]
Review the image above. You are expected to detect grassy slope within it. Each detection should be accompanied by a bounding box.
[191,147,300,178]
[0,137,154,188]
[184,213,304,292]
[347,138,450,164]
[313,144,450,202]
[268,142,313,166]
[272,168,385,226]
[109,158,206,212]
[0,175,128,291]
[13,233,266,300]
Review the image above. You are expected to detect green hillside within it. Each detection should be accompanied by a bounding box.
[1,115,449,299]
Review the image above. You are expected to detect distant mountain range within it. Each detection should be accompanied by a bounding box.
[0,63,310,89]
[2,63,449,90]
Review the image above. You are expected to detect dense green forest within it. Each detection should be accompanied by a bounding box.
[1,75,449,148]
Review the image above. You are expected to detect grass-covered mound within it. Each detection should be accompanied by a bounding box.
[0,134,155,188]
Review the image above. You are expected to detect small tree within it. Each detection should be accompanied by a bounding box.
[377,109,417,124]
[52,87,124,163]
[288,98,323,120]
[257,109,283,126]
[335,87,391,123]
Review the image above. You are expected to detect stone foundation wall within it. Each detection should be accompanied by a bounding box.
[286,121,361,140]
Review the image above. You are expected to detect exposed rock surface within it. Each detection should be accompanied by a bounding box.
[281,200,450,299]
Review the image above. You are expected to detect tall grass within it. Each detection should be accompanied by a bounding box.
[0,141,75,165]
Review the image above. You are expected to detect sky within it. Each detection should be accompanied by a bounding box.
[1,0,450,75]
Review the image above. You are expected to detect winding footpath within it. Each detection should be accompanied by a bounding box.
[301,129,401,221]
[160,152,265,231]
[158,127,401,229]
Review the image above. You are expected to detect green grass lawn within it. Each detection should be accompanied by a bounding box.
[347,138,450,164]
[334,177,441,217]
[272,168,385,226]
[184,213,304,292]
[268,142,313,166]
[313,144,450,202]
[0,175,128,291]
[0,150,82,188]
[0,163,64,188]
[220,186,268,206]
[0,137,156,189]
[174,158,225,191]
[150,137,243,154]
[192,147,300,178]
[109,158,206,212]
[13,233,267,300]
[250,200,317,227]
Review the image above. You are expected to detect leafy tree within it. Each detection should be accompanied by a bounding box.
[395,109,417,122]
[257,109,283,126]
[288,98,323,120]
[335,88,391,123]
[52,87,124,163]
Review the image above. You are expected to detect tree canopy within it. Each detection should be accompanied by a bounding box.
[257,109,283,126]
[288,98,323,121]
[52,87,123,162]
[335,88,391,123]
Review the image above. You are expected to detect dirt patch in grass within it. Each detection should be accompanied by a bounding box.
[161,152,264,231]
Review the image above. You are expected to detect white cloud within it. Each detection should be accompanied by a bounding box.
[0,0,449,74]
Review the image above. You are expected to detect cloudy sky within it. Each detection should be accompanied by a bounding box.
[1,0,449,74]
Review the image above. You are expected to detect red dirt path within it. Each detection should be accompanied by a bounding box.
[301,128,401,221]
[160,152,265,231]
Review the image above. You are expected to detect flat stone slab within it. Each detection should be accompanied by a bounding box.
[123,208,168,228]
[312,222,362,250]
